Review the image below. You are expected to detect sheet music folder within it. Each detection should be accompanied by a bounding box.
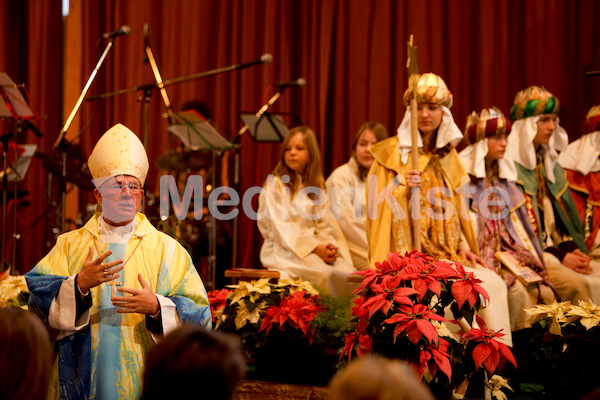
[239,112,288,142]
[168,110,233,151]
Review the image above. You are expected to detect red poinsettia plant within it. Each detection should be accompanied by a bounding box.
[340,250,516,399]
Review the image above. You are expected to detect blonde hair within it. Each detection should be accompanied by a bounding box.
[272,126,324,197]
[329,355,434,400]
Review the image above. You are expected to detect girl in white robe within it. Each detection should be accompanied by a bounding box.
[257,126,357,297]
[326,121,389,270]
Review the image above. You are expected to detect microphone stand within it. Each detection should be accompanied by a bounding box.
[50,38,117,234]
[86,54,273,102]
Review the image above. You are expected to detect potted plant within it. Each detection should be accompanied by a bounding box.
[339,250,515,400]
[208,278,353,386]
[523,300,600,399]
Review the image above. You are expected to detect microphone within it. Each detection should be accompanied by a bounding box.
[143,23,150,64]
[237,53,273,69]
[273,77,307,88]
[102,25,131,39]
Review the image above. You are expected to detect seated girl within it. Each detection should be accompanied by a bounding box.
[326,121,389,270]
[257,126,357,297]
[459,107,556,332]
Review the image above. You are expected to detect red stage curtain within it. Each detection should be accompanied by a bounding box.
[2,0,600,276]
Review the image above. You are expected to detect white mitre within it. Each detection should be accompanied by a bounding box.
[88,123,149,187]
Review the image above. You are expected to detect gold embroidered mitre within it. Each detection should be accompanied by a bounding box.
[88,123,149,186]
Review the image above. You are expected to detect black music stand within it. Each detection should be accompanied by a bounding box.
[168,110,235,151]
[0,72,39,272]
[238,112,290,142]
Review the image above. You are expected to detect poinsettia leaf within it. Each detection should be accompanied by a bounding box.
[406,321,424,345]
[475,315,487,331]
[428,279,442,297]
[363,294,387,317]
[451,280,471,310]
[414,279,429,301]
[415,319,439,346]
[382,299,394,315]
[432,260,460,279]
[483,347,500,374]
[339,333,357,363]
[475,289,490,308]
[499,342,517,369]
[472,342,493,369]
[431,347,453,380]
[393,322,408,342]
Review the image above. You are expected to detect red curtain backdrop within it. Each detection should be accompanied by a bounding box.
[2,0,600,279]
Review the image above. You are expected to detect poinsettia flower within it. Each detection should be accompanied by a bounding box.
[384,304,445,345]
[565,300,600,330]
[524,300,571,335]
[460,316,516,374]
[339,328,372,363]
[275,279,319,296]
[451,263,490,310]
[228,278,272,305]
[362,277,418,317]
[487,374,513,400]
[234,300,268,330]
[259,291,323,343]
[208,288,230,310]
[397,258,458,301]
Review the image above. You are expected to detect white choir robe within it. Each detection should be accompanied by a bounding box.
[325,157,369,270]
[257,175,358,297]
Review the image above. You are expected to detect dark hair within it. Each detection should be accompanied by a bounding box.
[140,325,246,400]
[0,308,53,400]
[351,121,389,180]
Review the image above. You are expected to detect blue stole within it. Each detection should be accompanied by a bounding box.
[94,242,127,400]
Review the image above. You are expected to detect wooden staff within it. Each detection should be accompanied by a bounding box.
[406,35,421,252]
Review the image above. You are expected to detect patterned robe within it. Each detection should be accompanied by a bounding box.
[26,213,212,400]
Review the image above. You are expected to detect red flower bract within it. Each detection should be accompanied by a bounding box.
[451,263,490,310]
[460,316,517,374]
[258,291,324,344]
[207,288,231,320]
[384,303,446,345]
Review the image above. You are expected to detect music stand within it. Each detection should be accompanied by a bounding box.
[238,112,290,142]
[166,110,236,291]
[168,110,235,151]
[0,72,39,272]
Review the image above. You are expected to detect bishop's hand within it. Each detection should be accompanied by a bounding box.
[77,246,124,294]
[112,273,160,315]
